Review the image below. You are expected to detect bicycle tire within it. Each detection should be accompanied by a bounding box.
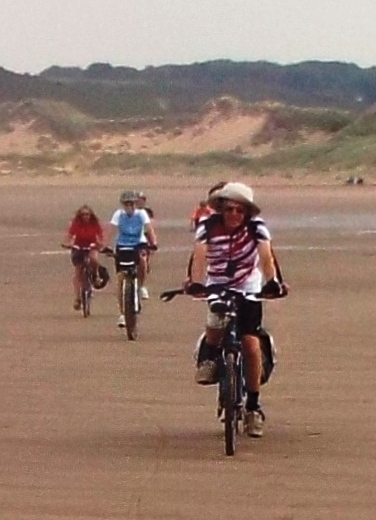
[224,352,237,456]
[81,266,92,318]
[123,277,138,340]
[81,289,91,318]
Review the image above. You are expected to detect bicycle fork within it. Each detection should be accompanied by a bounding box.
[217,350,244,419]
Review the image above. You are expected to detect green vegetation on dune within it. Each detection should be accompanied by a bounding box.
[0,99,94,141]
[1,95,376,178]
[92,133,376,175]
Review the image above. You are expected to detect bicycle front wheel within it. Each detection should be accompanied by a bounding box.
[80,266,92,318]
[123,277,138,340]
[81,288,91,318]
[224,352,237,456]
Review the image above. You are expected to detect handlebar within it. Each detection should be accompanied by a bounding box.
[160,282,288,303]
[99,244,158,258]
[61,243,97,251]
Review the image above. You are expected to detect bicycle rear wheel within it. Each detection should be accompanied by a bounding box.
[123,277,138,340]
[224,352,237,456]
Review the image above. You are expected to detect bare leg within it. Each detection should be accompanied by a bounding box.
[116,272,125,313]
[88,250,100,277]
[137,252,147,286]
[242,334,262,393]
[73,266,81,300]
[206,327,223,347]
[242,334,264,436]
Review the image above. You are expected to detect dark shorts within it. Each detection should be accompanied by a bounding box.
[236,299,263,337]
[207,298,262,337]
[71,249,89,267]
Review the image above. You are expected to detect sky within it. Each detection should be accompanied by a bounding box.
[1,0,376,75]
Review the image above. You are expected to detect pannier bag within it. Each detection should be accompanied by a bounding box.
[259,327,277,385]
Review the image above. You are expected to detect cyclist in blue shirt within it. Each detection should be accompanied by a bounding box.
[109,190,157,327]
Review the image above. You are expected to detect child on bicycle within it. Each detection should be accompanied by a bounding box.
[63,205,104,310]
[186,182,286,438]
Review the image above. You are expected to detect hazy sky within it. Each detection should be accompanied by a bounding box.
[1,0,376,74]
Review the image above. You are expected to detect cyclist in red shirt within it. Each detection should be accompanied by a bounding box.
[190,200,213,232]
[63,205,104,310]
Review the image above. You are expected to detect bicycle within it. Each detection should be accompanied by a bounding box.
[160,283,285,456]
[104,244,156,340]
[62,244,96,318]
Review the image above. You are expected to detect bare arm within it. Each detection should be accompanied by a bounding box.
[145,222,157,247]
[258,240,276,281]
[62,225,74,247]
[190,242,207,284]
[104,222,117,247]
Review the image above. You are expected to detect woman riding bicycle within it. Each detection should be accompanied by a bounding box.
[187,182,285,438]
[63,205,104,310]
[108,190,157,328]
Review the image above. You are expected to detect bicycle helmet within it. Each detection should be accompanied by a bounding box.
[120,190,138,203]
[208,181,260,215]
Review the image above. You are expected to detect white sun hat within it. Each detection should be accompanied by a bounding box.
[208,182,260,214]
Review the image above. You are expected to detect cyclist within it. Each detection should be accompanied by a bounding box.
[108,190,157,328]
[189,200,213,232]
[186,182,285,438]
[63,205,104,310]
[136,191,154,219]
[136,191,157,285]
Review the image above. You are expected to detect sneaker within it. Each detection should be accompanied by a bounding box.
[117,314,125,328]
[73,298,81,310]
[243,409,265,438]
[140,286,149,300]
[195,360,218,385]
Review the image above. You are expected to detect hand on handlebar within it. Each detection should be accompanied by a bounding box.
[259,278,288,299]
[185,282,207,298]
[61,243,77,250]
[99,245,114,256]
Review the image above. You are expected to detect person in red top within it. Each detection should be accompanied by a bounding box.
[189,200,213,232]
[63,205,104,310]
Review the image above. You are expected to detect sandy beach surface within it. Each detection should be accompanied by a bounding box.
[1,175,375,519]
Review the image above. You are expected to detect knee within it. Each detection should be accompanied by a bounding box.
[206,327,223,345]
[242,335,261,356]
[139,254,147,268]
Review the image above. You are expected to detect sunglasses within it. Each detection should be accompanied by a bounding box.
[224,205,245,215]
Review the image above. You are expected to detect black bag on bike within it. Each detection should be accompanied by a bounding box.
[259,327,277,385]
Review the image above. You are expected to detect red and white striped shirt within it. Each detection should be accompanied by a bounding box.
[195,214,271,292]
